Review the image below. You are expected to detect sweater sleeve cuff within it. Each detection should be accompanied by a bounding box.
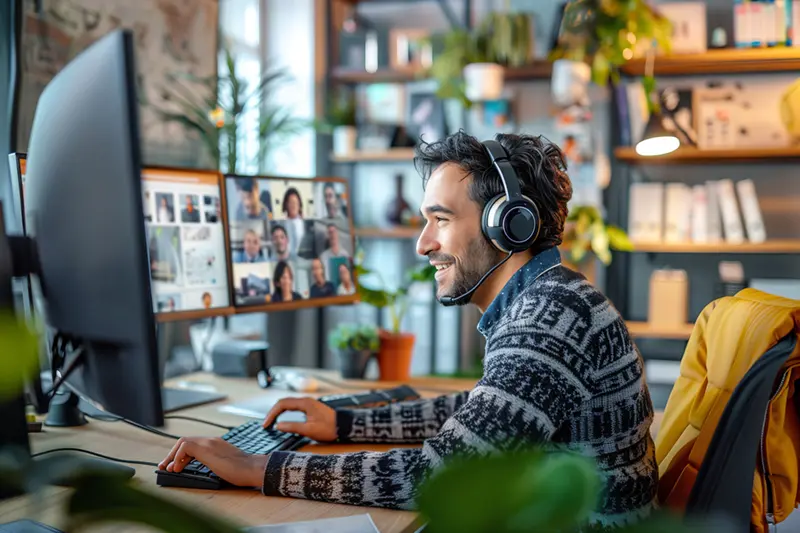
[336,409,356,443]
[261,451,292,496]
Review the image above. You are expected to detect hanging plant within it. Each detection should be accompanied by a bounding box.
[549,0,673,87]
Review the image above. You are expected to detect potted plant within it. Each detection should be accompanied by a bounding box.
[549,0,672,105]
[429,12,533,106]
[327,323,379,379]
[355,261,436,381]
[144,45,310,173]
[562,205,633,268]
[325,87,358,157]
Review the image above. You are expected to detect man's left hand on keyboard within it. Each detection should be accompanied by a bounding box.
[158,437,269,488]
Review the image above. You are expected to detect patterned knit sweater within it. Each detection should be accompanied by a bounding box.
[262,249,658,528]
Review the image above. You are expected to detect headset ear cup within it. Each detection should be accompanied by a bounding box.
[481,194,510,252]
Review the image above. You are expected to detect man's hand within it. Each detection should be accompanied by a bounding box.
[262,397,337,442]
[158,437,268,488]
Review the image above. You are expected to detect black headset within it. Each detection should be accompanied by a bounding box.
[439,139,541,306]
[480,139,540,254]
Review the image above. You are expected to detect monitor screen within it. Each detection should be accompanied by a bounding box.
[225,175,358,310]
[142,167,233,319]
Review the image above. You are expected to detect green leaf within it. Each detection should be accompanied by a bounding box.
[0,312,39,400]
[607,225,634,251]
[357,285,390,308]
[417,449,601,533]
[66,476,241,532]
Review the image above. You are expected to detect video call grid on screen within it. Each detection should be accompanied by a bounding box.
[142,168,233,318]
[225,175,358,310]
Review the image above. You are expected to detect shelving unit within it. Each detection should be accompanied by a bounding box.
[615,146,800,164]
[606,46,800,344]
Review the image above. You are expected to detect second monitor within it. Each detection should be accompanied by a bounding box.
[226,175,358,310]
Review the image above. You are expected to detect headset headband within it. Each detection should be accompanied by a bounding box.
[483,140,522,201]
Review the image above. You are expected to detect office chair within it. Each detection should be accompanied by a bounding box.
[684,332,798,532]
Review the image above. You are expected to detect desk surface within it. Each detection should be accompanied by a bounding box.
[0,371,664,532]
[0,371,478,533]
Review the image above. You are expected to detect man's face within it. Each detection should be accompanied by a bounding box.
[325,187,337,214]
[416,162,499,305]
[203,294,211,308]
[244,231,260,256]
[272,228,288,255]
[311,259,325,283]
[240,186,259,215]
[327,225,339,249]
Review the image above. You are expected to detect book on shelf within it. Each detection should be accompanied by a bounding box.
[628,178,767,246]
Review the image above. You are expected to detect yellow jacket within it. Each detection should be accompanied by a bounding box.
[655,288,800,532]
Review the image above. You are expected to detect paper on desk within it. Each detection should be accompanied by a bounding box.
[218,389,308,423]
[246,514,379,533]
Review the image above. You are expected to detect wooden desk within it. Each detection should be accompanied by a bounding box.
[0,371,664,532]
[0,372,478,533]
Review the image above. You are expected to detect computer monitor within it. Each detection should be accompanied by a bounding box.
[142,167,234,321]
[225,175,359,311]
[4,29,164,428]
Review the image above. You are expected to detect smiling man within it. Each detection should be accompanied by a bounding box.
[158,132,658,529]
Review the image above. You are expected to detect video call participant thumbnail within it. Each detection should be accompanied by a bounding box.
[233,177,270,220]
[271,260,303,302]
[234,228,267,263]
[309,258,335,298]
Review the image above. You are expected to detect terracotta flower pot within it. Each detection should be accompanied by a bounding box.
[377,330,415,382]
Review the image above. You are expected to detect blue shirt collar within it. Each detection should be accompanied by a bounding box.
[476,246,562,338]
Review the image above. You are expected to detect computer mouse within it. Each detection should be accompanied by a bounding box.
[284,374,319,392]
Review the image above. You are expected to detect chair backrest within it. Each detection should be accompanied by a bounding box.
[685,332,798,530]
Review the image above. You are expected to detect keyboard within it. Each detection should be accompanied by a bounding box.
[155,384,421,490]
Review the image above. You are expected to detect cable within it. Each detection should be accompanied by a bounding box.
[81,412,181,440]
[163,415,234,430]
[31,447,158,467]
[46,345,85,397]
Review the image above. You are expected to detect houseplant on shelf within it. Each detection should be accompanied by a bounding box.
[355,259,436,381]
[549,0,672,106]
[327,322,379,379]
[323,87,358,157]
[144,45,309,173]
[429,11,533,105]
[562,204,633,268]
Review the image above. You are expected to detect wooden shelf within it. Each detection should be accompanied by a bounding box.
[355,226,421,239]
[629,240,800,253]
[615,146,800,164]
[331,148,416,163]
[626,321,695,340]
[331,61,552,84]
[503,61,553,79]
[330,67,424,84]
[620,48,800,76]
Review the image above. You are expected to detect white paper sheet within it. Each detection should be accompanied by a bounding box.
[246,514,379,533]
[218,389,308,423]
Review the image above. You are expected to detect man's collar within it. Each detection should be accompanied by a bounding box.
[476,246,562,338]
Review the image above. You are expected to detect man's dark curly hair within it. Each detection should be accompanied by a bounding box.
[414,131,573,254]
